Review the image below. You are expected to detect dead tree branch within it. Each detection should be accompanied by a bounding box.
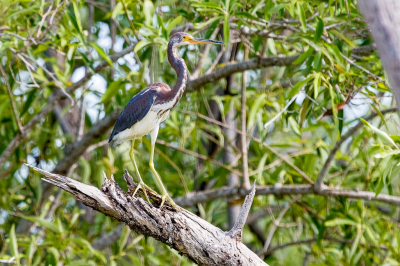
[174,184,400,208]
[26,165,268,266]
[359,1,400,113]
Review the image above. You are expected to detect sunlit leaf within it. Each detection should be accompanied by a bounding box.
[361,118,398,147]
[90,42,114,67]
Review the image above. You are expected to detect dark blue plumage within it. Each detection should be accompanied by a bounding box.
[108,88,156,146]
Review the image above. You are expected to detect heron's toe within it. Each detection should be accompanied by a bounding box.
[160,194,180,211]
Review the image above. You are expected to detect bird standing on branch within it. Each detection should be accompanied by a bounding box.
[109,32,224,210]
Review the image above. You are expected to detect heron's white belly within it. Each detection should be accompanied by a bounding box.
[113,110,168,145]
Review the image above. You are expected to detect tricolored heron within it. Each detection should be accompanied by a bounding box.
[109,32,224,210]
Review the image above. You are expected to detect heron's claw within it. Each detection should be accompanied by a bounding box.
[160,193,180,211]
[132,180,156,203]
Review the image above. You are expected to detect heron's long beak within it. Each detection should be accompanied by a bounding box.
[190,38,224,45]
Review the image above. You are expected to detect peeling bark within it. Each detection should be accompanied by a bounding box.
[26,165,268,266]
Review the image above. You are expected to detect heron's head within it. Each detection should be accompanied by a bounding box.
[170,32,224,47]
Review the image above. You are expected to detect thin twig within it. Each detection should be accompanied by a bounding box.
[154,146,189,194]
[259,195,302,258]
[84,139,109,155]
[156,139,243,177]
[264,92,299,128]
[121,0,141,41]
[0,64,23,132]
[37,4,53,38]
[204,49,225,75]
[76,97,86,141]
[341,52,384,82]
[248,150,313,177]
[8,63,39,88]
[241,45,250,189]
[192,27,220,79]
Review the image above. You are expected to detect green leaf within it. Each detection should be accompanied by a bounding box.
[223,14,230,50]
[297,3,307,32]
[90,42,113,67]
[20,89,36,117]
[369,103,389,131]
[248,94,266,128]
[293,47,314,65]
[72,1,83,33]
[101,79,123,103]
[376,158,392,196]
[324,218,358,227]
[314,17,324,42]
[350,227,361,259]
[267,38,277,55]
[27,235,36,263]
[79,51,95,73]
[166,16,182,33]
[360,118,398,147]
[134,40,153,53]
[288,76,313,98]
[314,73,321,98]
[21,215,60,233]
[144,0,155,25]
[9,224,19,259]
[256,153,268,182]
[118,226,130,253]
[48,247,60,263]
[374,150,400,159]
[328,84,337,117]
[268,4,287,14]
[264,0,273,20]
[67,11,86,45]
[235,12,258,20]
[112,2,123,19]
[364,224,378,246]
[313,51,322,71]
[288,116,301,136]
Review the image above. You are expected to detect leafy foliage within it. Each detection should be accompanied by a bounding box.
[0,0,400,265]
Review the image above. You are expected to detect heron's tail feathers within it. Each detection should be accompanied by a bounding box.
[108,138,119,147]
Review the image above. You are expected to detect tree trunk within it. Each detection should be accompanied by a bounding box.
[359,1,400,112]
[26,165,268,266]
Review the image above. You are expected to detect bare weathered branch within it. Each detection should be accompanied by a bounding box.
[174,184,400,208]
[227,182,256,242]
[259,195,301,257]
[26,165,268,266]
[241,46,250,189]
[260,236,388,257]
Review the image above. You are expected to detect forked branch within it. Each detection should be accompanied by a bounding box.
[25,165,268,266]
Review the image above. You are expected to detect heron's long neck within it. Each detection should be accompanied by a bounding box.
[167,43,188,98]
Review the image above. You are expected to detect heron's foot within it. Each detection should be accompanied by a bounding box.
[132,180,157,203]
[160,192,180,211]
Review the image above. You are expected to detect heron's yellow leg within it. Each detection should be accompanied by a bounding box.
[149,143,180,210]
[129,139,156,202]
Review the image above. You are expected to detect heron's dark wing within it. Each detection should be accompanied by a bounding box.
[109,88,157,142]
